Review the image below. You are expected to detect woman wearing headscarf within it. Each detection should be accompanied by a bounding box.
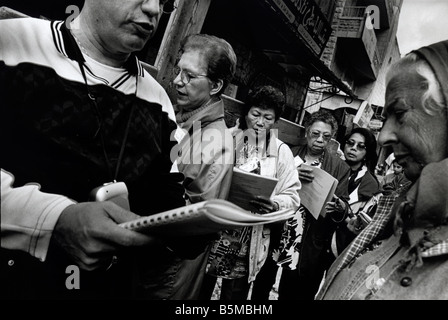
[316,40,448,300]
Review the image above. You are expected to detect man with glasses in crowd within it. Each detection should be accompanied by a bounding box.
[1,0,195,299]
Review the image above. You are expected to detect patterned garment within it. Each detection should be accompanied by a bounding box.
[206,227,252,279]
[205,141,261,279]
[274,157,323,270]
[1,18,178,203]
[336,183,411,270]
[236,140,262,173]
[421,240,448,257]
[274,206,306,270]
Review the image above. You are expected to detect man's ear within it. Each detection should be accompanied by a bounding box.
[210,79,224,95]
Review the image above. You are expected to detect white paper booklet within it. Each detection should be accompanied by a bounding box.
[119,199,294,237]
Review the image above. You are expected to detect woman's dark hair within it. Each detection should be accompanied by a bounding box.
[239,85,285,130]
[343,127,378,174]
[179,34,237,96]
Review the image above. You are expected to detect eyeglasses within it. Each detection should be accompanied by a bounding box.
[309,131,332,142]
[173,66,208,84]
[160,0,177,14]
[346,139,366,150]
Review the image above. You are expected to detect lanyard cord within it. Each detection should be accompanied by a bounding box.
[78,61,137,181]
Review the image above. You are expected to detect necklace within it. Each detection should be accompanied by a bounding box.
[305,150,325,166]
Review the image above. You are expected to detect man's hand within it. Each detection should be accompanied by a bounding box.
[53,201,155,271]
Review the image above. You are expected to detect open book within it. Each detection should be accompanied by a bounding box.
[119,199,294,237]
[227,167,279,213]
[299,165,339,219]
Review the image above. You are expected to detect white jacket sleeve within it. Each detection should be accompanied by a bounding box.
[272,143,301,211]
[1,169,75,261]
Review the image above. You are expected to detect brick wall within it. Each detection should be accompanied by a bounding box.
[320,0,346,68]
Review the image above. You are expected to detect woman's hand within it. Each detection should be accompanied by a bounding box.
[229,118,240,136]
[298,165,315,183]
[347,215,364,235]
[250,196,280,214]
[325,195,347,222]
[347,210,372,234]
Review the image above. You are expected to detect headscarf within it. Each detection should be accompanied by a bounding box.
[393,41,448,270]
[412,39,448,110]
[410,40,448,225]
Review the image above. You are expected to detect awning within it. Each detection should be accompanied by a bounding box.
[253,0,357,99]
[319,93,362,111]
[263,50,356,99]
[310,57,356,99]
[308,56,356,99]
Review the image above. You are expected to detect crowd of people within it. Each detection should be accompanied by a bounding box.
[1,0,447,300]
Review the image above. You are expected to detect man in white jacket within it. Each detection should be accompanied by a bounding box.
[1,0,187,299]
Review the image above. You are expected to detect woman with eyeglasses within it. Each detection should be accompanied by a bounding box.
[168,33,237,299]
[173,33,237,202]
[330,127,381,258]
[251,109,351,300]
[343,127,381,207]
[253,109,350,300]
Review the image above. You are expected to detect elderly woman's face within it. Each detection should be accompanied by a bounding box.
[245,107,276,132]
[173,50,213,111]
[306,121,333,156]
[379,71,448,181]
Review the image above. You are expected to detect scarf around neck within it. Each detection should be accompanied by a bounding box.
[176,96,221,124]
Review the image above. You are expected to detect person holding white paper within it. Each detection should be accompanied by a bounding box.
[0,0,187,299]
[272,109,351,300]
[200,85,301,300]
